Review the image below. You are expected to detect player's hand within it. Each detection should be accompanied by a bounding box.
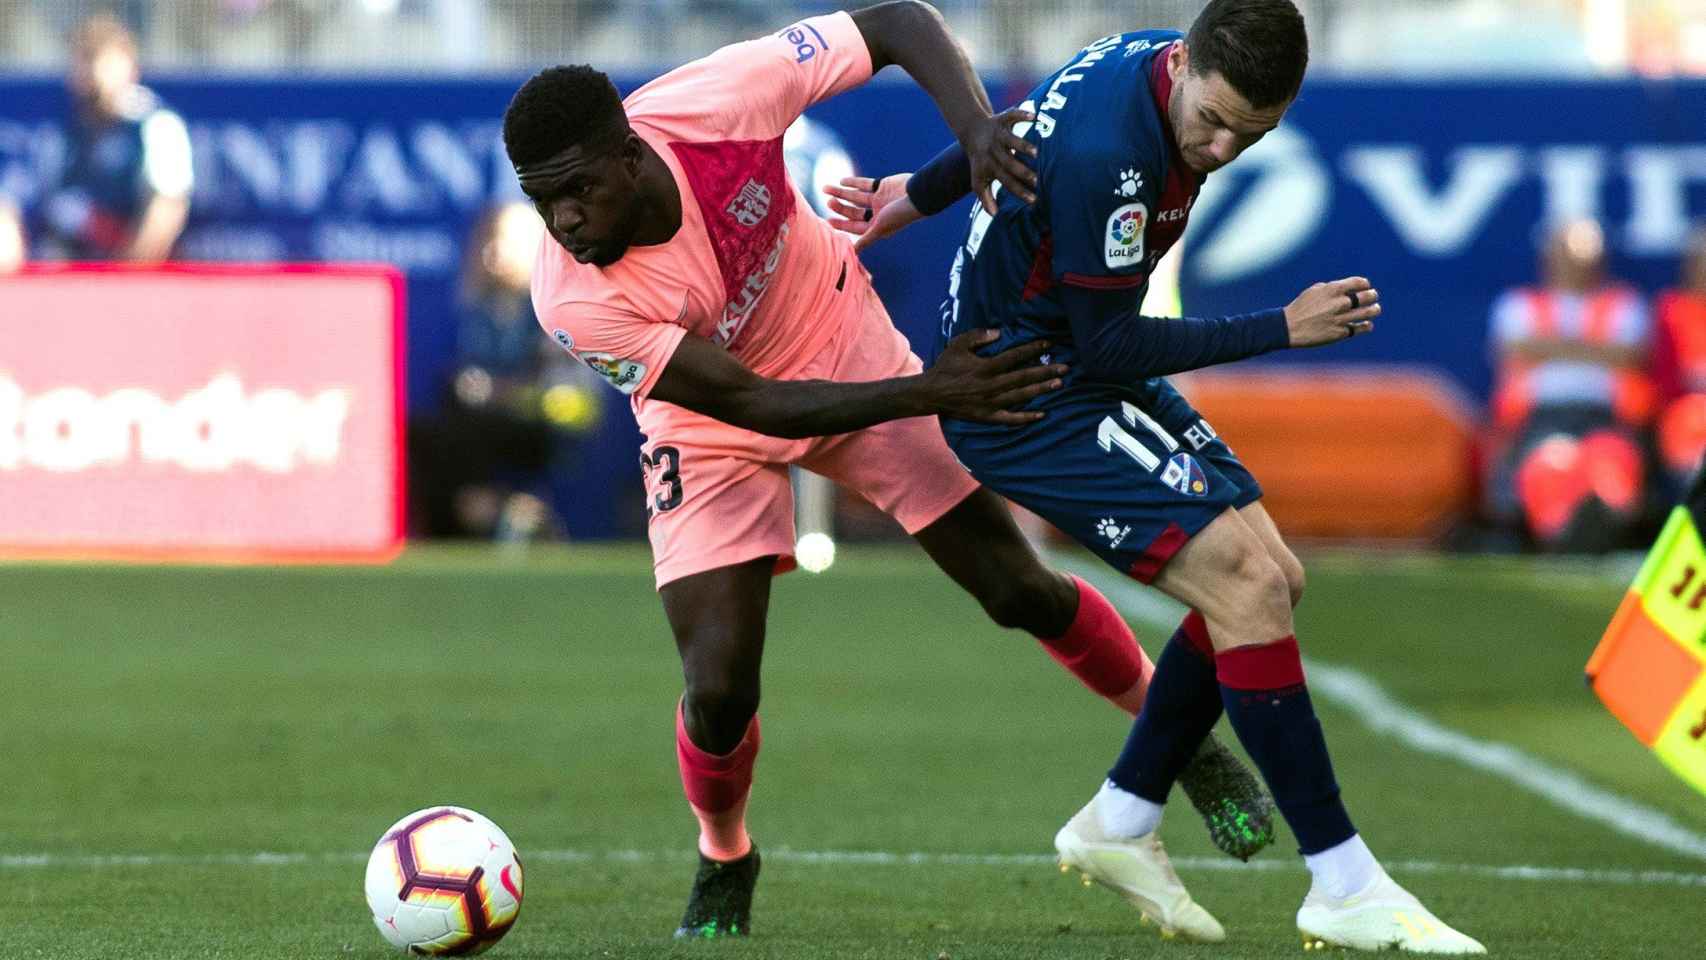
[824,174,922,251]
[1283,277,1381,348]
[923,329,1066,425]
[962,106,1039,214]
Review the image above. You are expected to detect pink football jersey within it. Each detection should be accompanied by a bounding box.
[530,12,873,427]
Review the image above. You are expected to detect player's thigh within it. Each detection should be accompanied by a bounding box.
[660,556,775,685]
[1150,508,1293,650]
[642,436,798,591]
[661,555,777,752]
[940,386,1244,586]
[1237,500,1305,607]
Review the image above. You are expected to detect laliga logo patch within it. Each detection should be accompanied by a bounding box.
[1161,453,1208,497]
[1104,202,1147,268]
[580,352,647,395]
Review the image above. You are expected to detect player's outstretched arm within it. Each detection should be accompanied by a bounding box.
[648,329,1065,439]
[849,2,1035,212]
[1062,276,1382,383]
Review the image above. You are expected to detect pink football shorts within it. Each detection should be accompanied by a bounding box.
[640,274,979,589]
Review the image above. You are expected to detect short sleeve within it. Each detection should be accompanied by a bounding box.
[700,12,874,140]
[141,109,193,198]
[533,297,687,400]
[1046,145,1159,290]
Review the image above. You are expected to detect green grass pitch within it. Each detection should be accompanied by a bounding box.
[1,545,1702,959]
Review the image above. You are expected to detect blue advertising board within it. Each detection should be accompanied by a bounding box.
[2,67,1703,535]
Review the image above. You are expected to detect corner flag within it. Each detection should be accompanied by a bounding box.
[1587,466,1706,796]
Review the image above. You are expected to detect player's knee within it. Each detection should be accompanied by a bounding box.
[977,567,1071,634]
[681,657,760,752]
[1229,548,1294,638]
[1278,551,1305,608]
[681,683,759,755]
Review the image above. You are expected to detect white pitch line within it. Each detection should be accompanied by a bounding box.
[4,848,1704,888]
[1055,555,1706,863]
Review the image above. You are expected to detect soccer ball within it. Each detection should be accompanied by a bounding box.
[364,806,524,955]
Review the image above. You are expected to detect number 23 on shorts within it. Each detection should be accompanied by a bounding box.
[640,445,685,517]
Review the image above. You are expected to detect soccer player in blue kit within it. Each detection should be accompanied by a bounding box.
[827,0,1486,952]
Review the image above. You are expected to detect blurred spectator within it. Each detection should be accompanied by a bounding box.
[0,199,25,274]
[408,201,603,541]
[1485,218,1656,552]
[1652,226,1706,496]
[37,15,192,263]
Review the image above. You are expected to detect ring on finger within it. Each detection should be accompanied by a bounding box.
[1346,290,1361,310]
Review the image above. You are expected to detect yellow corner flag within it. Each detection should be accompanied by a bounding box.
[1587,469,1706,796]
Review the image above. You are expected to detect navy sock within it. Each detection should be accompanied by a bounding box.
[1216,637,1355,855]
[1107,612,1224,803]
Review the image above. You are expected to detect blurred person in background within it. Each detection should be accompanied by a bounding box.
[36,14,191,263]
[409,201,604,541]
[1651,226,1706,499]
[0,199,25,274]
[1486,218,1656,552]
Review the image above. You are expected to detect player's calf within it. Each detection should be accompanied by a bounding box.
[1033,574,1154,712]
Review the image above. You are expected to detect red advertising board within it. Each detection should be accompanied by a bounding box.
[0,263,404,561]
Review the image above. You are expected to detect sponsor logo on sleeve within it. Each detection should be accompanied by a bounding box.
[550,328,576,354]
[580,353,647,394]
[1115,168,1144,197]
[777,21,830,63]
[1104,202,1148,269]
[1161,452,1209,497]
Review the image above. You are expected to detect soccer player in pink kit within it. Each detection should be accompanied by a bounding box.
[504,2,1272,937]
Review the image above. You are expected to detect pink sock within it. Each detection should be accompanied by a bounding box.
[1037,576,1154,716]
[675,701,759,862]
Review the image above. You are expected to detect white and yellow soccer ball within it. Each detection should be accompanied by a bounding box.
[364,806,524,955]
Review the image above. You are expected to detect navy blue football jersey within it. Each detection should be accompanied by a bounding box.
[39,87,192,260]
[931,31,1201,387]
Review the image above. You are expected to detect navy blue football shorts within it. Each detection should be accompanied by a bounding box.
[941,377,1262,583]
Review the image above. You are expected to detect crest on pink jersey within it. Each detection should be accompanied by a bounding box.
[726,179,773,228]
[670,138,798,351]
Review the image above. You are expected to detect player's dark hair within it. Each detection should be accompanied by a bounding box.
[502,65,628,170]
[1184,0,1308,109]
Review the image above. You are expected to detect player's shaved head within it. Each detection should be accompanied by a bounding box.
[503,65,629,172]
[1185,0,1308,109]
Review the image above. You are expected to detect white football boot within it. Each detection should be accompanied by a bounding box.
[1297,867,1486,954]
[1053,796,1226,943]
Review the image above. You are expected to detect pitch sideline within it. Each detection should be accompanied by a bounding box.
[2,848,1704,889]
